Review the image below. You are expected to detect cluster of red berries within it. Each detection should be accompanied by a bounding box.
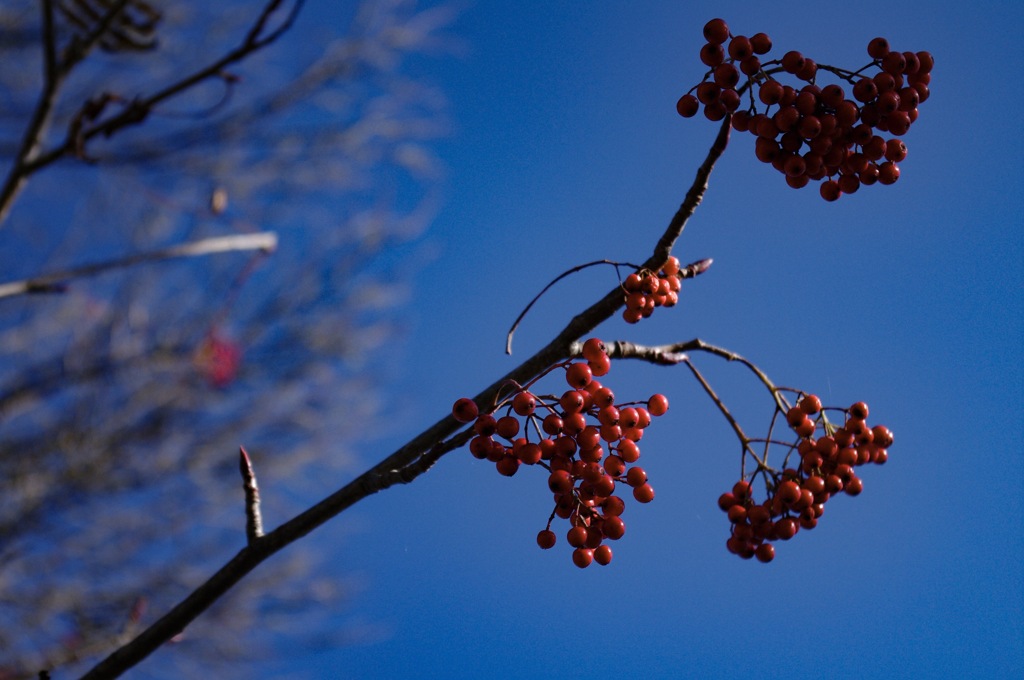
[677,18,932,201]
[718,395,893,562]
[621,256,683,324]
[452,338,669,568]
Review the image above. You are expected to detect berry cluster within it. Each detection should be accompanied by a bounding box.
[677,18,932,200]
[452,338,669,568]
[621,256,682,324]
[718,395,893,562]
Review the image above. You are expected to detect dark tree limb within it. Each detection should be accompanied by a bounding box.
[77,116,733,680]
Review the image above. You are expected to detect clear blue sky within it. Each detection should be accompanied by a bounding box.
[278,2,1022,678]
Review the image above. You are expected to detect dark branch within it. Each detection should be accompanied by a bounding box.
[78,117,733,680]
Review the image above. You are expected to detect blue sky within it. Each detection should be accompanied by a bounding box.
[281,2,1022,678]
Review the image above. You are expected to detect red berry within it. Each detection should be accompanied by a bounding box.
[567,525,589,548]
[699,42,725,67]
[727,505,747,524]
[626,466,648,487]
[758,80,784,105]
[617,439,640,463]
[882,51,907,75]
[703,18,729,44]
[820,180,841,201]
[537,529,556,549]
[714,63,740,89]
[512,391,536,416]
[781,50,805,74]
[572,548,594,569]
[495,454,519,476]
[646,394,669,417]
[755,543,775,563]
[845,476,864,496]
[602,515,626,540]
[728,36,753,61]
[452,397,479,423]
[777,480,801,505]
[675,94,698,119]
[774,517,798,540]
[602,495,626,516]
[565,362,593,390]
[632,483,655,503]
[867,37,890,59]
[559,390,585,414]
[495,415,520,439]
[750,32,772,54]
[696,81,721,105]
[582,338,607,363]
[799,394,822,415]
[849,401,869,420]
[594,545,613,565]
[619,407,640,429]
[884,139,908,162]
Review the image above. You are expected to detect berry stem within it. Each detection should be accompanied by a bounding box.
[505,260,641,355]
[681,357,765,468]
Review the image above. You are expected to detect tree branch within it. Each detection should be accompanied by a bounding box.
[0,231,278,300]
[600,337,786,412]
[77,119,732,680]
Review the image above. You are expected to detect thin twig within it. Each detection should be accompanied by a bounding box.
[598,338,787,412]
[0,232,278,300]
[505,259,640,355]
[63,0,133,68]
[681,357,767,470]
[78,118,733,680]
[239,447,264,544]
[505,117,731,357]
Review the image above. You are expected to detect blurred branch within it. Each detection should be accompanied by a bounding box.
[79,115,734,680]
[0,231,277,300]
[0,0,306,226]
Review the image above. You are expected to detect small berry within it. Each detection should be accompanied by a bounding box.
[703,18,729,44]
[452,397,479,423]
[572,548,595,569]
[537,529,556,549]
[755,543,775,563]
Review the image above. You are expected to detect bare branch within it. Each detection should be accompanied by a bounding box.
[650,116,731,266]
[0,231,277,300]
[681,357,767,471]
[0,1,308,227]
[239,447,263,544]
[600,338,786,412]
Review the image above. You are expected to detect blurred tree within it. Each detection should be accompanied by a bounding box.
[0,0,454,676]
